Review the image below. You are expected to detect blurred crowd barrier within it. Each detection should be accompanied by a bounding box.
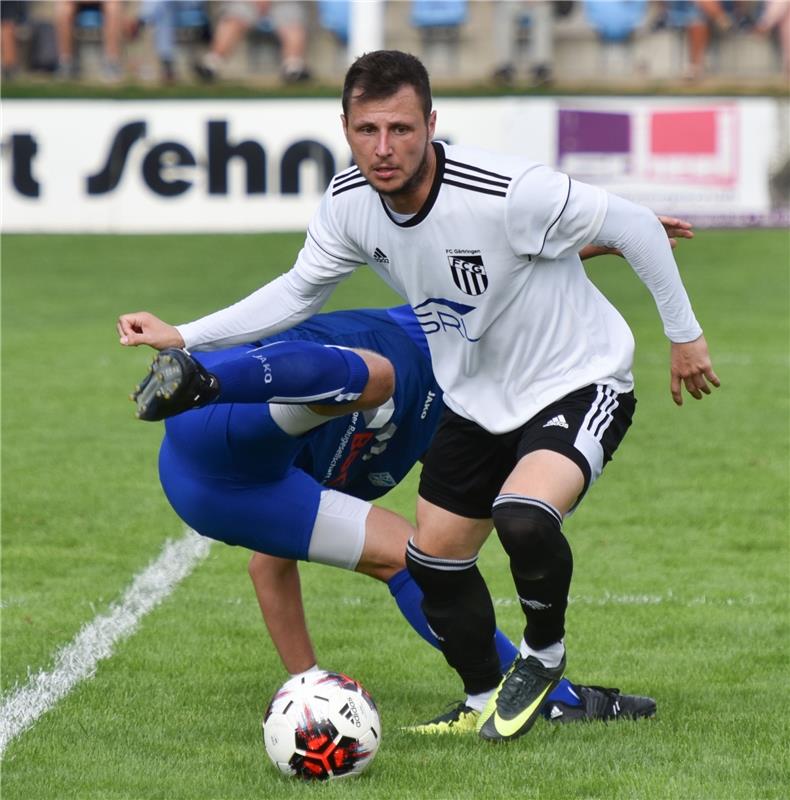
[2,0,788,88]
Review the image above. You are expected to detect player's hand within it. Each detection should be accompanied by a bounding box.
[657,215,694,250]
[117,311,185,350]
[578,243,620,260]
[670,335,720,406]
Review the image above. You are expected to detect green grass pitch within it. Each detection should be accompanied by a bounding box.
[1,229,788,799]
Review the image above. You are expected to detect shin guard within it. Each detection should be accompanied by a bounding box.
[405,539,501,694]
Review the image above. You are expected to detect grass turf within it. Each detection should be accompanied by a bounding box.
[1,230,788,799]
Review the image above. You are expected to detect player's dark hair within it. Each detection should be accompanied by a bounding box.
[342,50,432,121]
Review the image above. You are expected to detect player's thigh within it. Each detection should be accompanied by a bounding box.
[418,407,512,517]
[353,505,415,580]
[507,383,636,513]
[500,450,585,516]
[414,497,492,559]
[164,401,305,481]
[159,446,322,560]
[416,407,505,557]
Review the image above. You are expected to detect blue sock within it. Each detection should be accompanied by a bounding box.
[386,569,518,673]
[386,568,436,646]
[207,340,369,405]
[543,678,582,714]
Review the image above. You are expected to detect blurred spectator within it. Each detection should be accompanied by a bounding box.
[54,0,126,82]
[657,1,760,80]
[129,1,209,84]
[317,0,350,43]
[584,0,648,41]
[1,0,28,80]
[755,0,790,78]
[491,0,556,85]
[583,0,648,78]
[194,1,311,83]
[411,0,468,78]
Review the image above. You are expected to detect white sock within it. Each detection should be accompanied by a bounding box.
[465,688,495,712]
[269,403,328,435]
[202,52,224,72]
[288,664,322,681]
[520,638,565,668]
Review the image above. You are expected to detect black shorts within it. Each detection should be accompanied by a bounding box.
[419,384,636,519]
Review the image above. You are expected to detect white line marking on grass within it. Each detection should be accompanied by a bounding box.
[493,592,759,607]
[337,592,760,609]
[0,529,212,758]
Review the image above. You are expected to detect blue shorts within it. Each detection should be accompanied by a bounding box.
[158,309,442,560]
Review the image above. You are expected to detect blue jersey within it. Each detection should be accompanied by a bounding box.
[289,308,439,500]
[158,307,443,559]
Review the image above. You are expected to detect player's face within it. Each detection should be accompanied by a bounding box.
[342,85,437,214]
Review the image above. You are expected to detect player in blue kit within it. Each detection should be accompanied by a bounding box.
[129,304,657,729]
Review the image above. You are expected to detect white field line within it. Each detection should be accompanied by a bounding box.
[0,529,212,758]
[335,592,761,608]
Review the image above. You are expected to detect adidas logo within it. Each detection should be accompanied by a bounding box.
[549,705,564,720]
[543,414,569,429]
[373,248,390,264]
[339,701,361,727]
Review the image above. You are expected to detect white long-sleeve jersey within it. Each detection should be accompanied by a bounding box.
[179,141,702,434]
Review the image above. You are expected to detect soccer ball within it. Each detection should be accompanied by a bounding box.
[262,670,381,781]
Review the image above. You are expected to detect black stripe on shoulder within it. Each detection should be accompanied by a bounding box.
[332,179,369,197]
[537,176,572,257]
[306,226,362,265]
[335,163,359,178]
[444,167,509,190]
[445,158,512,182]
[442,178,507,198]
[333,168,362,188]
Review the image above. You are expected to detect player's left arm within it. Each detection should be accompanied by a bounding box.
[579,215,694,260]
[249,552,317,675]
[591,192,720,405]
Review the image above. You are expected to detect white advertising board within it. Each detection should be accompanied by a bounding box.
[1,97,785,232]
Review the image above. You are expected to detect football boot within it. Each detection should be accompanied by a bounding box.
[543,684,656,723]
[477,654,566,742]
[405,702,480,735]
[132,348,219,421]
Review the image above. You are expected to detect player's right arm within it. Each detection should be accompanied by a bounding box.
[118,190,365,352]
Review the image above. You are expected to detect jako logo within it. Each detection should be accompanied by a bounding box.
[8,120,340,199]
[413,298,481,342]
[250,351,273,383]
[420,390,437,420]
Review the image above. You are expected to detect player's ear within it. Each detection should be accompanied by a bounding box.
[427,110,437,139]
[341,114,349,138]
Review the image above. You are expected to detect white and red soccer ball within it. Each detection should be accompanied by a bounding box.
[262,670,381,781]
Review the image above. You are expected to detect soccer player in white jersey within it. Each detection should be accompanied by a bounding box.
[118,50,719,742]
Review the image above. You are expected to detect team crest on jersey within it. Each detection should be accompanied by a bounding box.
[446,250,488,296]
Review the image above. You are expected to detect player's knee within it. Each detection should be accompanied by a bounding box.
[248,552,264,581]
[405,538,479,600]
[405,538,496,652]
[355,349,395,408]
[248,551,294,583]
[492,500,571,580]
